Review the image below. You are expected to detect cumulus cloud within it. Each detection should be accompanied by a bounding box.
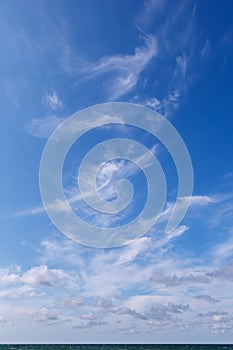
[207,262,233,282]
[60,297,84,310]
[21,265,66,288]
[0,265,67,290]
[36,307,71,325]
[115,306,147,320]
[149,272,211,287]
[112,301,190,324]
[93,297,114,309]
[80,312,103,321]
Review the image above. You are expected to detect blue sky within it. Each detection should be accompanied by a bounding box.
[0,0,233,343]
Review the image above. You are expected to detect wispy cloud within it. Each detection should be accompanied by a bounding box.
[133,1,206,117]
[82,35,157,100]
[12,143,158,221]
[193,295,220,303]
[213,235,233,262]
[26,115,64,139]
[45,90,63,110]
[26,88,64,139]
[136,0,165,29]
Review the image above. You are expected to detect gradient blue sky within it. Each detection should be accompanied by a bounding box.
[0,0,233,343]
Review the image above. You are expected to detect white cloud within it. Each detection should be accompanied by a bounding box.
[5,190,233,337]
[36,307,70,325]
[26,115,64,139]
[136,0,165,28]
[39,238,86,267]
[165,225,189,239]
[21,265,66,288]
[93,297,114,309]
[126,295,190,317]
[213,237,233,262]
[207,262,233,283]
[2,231,233,338]
[193,295,220,303]
[208,195,233,229]
[12,143,160,231]
[82,35,157,100]
[0,285,43,299]
[73,320,107,329]
[0,265,67,290]
[188,195,217,206]
[60,296,84,310]
[150,272,211,287]
[138,54,190,117]
[201,39,211,60]
[133,1,206,118]
[116,236,151,265]
[45,90,63,110]
[80,312,103,320]
[141,96,161,110]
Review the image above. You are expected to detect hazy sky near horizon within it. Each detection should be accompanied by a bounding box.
[0,0,233,343]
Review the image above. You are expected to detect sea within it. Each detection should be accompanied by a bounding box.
[0,345,233,350]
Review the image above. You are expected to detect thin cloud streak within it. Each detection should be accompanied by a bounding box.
[81,35,158,100]
[26,115,64,139]
[134,1,204,117]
